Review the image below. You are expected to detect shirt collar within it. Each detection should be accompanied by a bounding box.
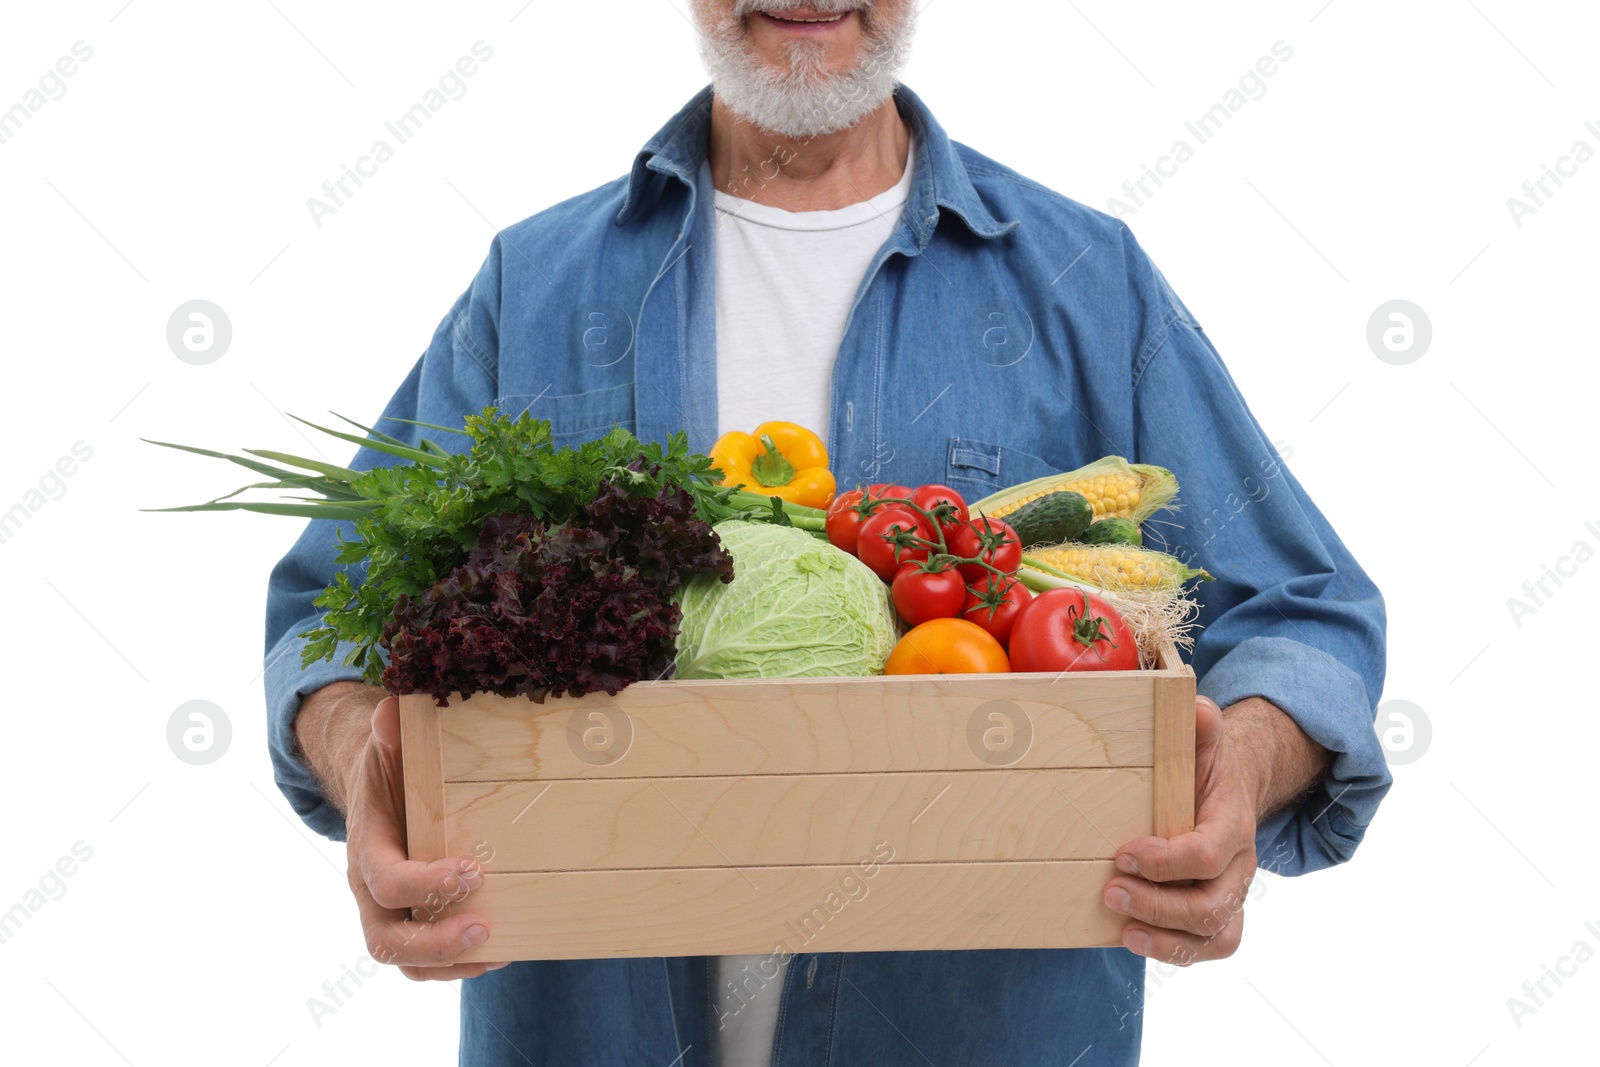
[616,83,1018,244]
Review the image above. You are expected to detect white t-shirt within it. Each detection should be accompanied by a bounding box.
[707,138,914,1067]
[711,140,916,443]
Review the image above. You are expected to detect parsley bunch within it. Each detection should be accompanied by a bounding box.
[147,406,823,693]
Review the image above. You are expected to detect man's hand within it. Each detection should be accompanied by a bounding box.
[1101,695,1328,966]
[296,682,508,981]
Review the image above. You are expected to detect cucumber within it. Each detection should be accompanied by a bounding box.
[1082,517,1143,547]
[1004,491,1094,547]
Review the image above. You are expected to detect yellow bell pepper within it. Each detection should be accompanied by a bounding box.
[709,421,836,510]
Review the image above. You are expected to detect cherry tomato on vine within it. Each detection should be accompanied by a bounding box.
[856,508,937,581]
[950,517,1022,583]
[892,560,968,627]
[960,576,1034,650]
[909,484,969,541]
[830,489,910,556]
[825,490,868,555]
[828,489,866,515]
[866,482,913,502]
[827,486,919,556]
[1009,588,1138,673]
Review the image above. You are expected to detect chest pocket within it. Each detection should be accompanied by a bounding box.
[494,383,636,445]
[946,436,1064,499]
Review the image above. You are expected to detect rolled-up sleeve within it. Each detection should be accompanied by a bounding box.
[1124,229,1391,875]
[263,248,502,841]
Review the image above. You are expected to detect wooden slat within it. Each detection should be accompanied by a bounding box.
[399,696,448,866]
[445,860,1125,961]
[447,768,1153,872]
[441,673,1165,782]
[1152,669,1197,840]
[1156,640,1186,674]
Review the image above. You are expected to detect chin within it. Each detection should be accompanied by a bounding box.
[700,8,917,138]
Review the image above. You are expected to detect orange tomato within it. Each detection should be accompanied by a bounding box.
[882,618,1011,675]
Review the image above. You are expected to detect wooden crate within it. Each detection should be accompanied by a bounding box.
[400,644,1195,962]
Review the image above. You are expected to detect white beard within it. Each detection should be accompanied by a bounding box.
[693,1,918,139]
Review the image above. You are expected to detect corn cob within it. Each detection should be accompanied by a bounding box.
[971,456,1178,524]
[1024,543,1210,593]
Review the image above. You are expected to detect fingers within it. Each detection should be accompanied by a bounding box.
[370,695,402,751]
[351,814,478,910]
[398,961,512,983]
[1115,811,1251,884]
[1115,761,1255,885]
[1116,697,1248,884]
[1193,695,1223,759]
[362,907,495,968]
[352,857,494,969]
[1121,907,1245,965]
[354,854,485,912]
[347,850,492,969]
[1106,695,1254,965]
[351,851,499,971]
[346,750,476,908]
[1104,847,1257,937]
[347,698,501,973]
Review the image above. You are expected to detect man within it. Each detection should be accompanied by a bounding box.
[265,2,1392,1063]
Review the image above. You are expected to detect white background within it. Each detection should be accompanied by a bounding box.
[1,1,1596,1064]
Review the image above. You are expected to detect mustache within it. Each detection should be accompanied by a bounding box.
[732,0,873,15]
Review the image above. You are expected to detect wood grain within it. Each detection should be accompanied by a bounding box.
[447,768,1153,872]
[398,695,448,867]
[406,656,1196,958]
[444,860,1125,961]
[1152,674,1197,840]
[440,673,1164,783]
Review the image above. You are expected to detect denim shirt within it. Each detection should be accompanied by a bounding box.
[264,85,1390,1066]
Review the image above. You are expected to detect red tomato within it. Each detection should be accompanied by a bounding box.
[949,518,1023,583]
[1009,588,1138,673]
[909,484,969,542]
[892,561,968,627]
[825,490,868,555]
[857,508,937,581]
[866,482,913,502]
[828,489,865,516]
[828,487,916,556]
[960,576,1034,649]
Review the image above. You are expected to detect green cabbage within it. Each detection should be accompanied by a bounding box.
[674,521,899,679]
